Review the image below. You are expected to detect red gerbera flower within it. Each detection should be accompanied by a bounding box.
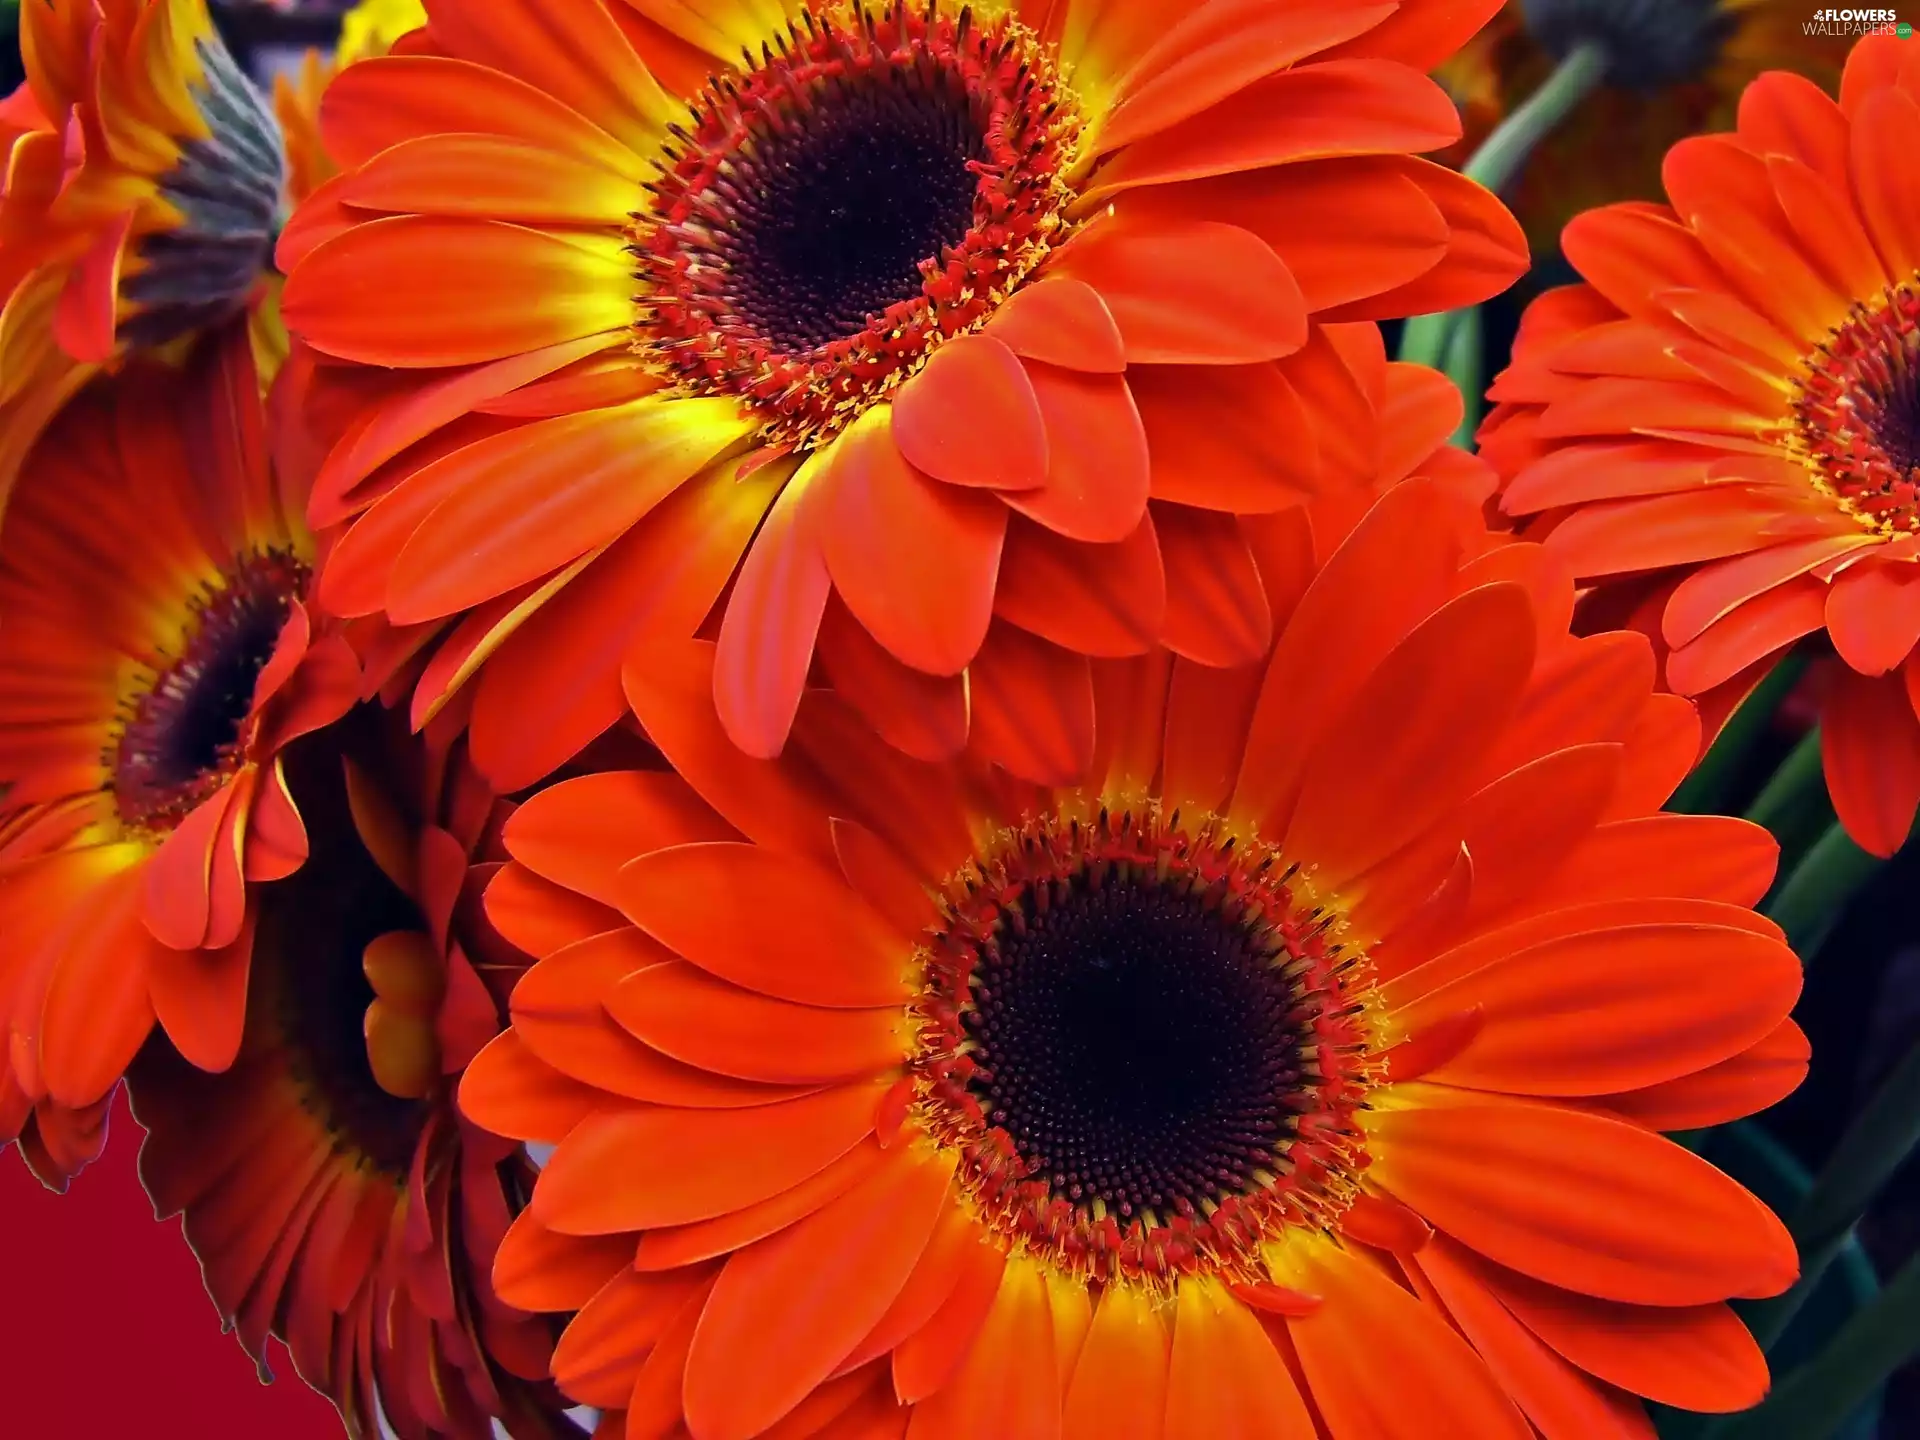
[460,472,1803,1440]
[0,323,360,1187]
[129,702,589,1440]
[276,0,1525,789]
[0,0,289,509]
[1481,33,1920,856]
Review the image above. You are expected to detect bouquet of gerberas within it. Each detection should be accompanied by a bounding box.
[3,0,1919,1436]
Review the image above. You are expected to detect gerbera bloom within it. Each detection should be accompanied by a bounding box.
[129,701,587,1440]
[278,0,1526,789]
[1481,33,1920,857]
[0,0,288,508]
[1435,0,1850,253]
[462,473,1804,1440]
[0,321,360,1187]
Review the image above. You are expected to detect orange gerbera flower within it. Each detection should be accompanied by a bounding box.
[129,703,586,1440]
[462,474,1804,1440]
[277,0,1525,790]
[0,322,360,1187]
[0,0,290,508]
[1481,34,1920,857]
[1435,1,1850,253]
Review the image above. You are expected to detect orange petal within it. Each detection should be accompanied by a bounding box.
[634,1139,887,1272]
[533,1082,884,1233]
[983,278,1126,372]
[1062,1285,1169,1440]
[1083,60,1459,199]
[458,1029,608,1143]
[505,769,737,906]
[1285,584,1536,890]
[617,842,911,1007]
[1152,505,1274,666]
[968,624,1097,786]
[1826,558,1920,676]
[1004,364,1151,544]
[1396,923,1801,1098]
[1051,219,1305,364]
[386,397,747,624]
[1368,1092,1798,1306]
[903,1259,1060,1439]
[1284,1239,1531,1438]
[147,919,255,1076]
[713,456,832,759]
[1409,1237,1657,1440]
[1164,1278,1315,1437]
[1132,363,1317,512]
[992,513,1165,659]
[1597,1018,1811,1133]
[284,216,633,367]
[684,1150,956,1440]
[890,335,1047,490]
[820,409,1008,676]
[892,1236,1008,1403]
[816,601,972,763]
[493,1207,637,1314]
[605,960,908,1084]
[1447,1238,1770,1414]
[1822,666,1920,858]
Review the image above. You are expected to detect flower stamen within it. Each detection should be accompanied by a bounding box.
[911,804,1379,1290]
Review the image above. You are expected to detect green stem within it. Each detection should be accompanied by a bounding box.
[1442,307,1483,449]
[1397,41,1610,372]
[1763,820,1885,963]
[1667,652,1810,816]
[1705,1250,1920,1440]
[1742,1032,1920,1352]
[1744,727,1825,843]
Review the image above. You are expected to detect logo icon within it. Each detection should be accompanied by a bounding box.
[1902,19,1915,33]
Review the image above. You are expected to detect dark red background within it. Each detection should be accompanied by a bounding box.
[1,1089,346,1439]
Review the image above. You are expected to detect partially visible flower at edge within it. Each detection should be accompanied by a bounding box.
[129,700,591,1440]
[0,0,289,513]
[1481,33,1920,857]
[1435,0,1851,253]
[0,320,360,1188]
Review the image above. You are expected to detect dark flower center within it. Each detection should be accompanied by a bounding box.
[112,549,308,832]
[915,808,1375,1284]
[715,65,984,354]
[1519,0,1731,90]
[260,708,431,1177]
[1793,280,1920,534]
[633,2,1080,451]
[963,876,1303,1220]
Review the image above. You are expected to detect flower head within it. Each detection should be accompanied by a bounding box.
[0,0,289,507]
[129,702,587,1440]
[1482,34,1920,857]
[280,0,1525,787]
[1436,0,1850,251]
[0,320,360,1186]
[463,471,1803,1438]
